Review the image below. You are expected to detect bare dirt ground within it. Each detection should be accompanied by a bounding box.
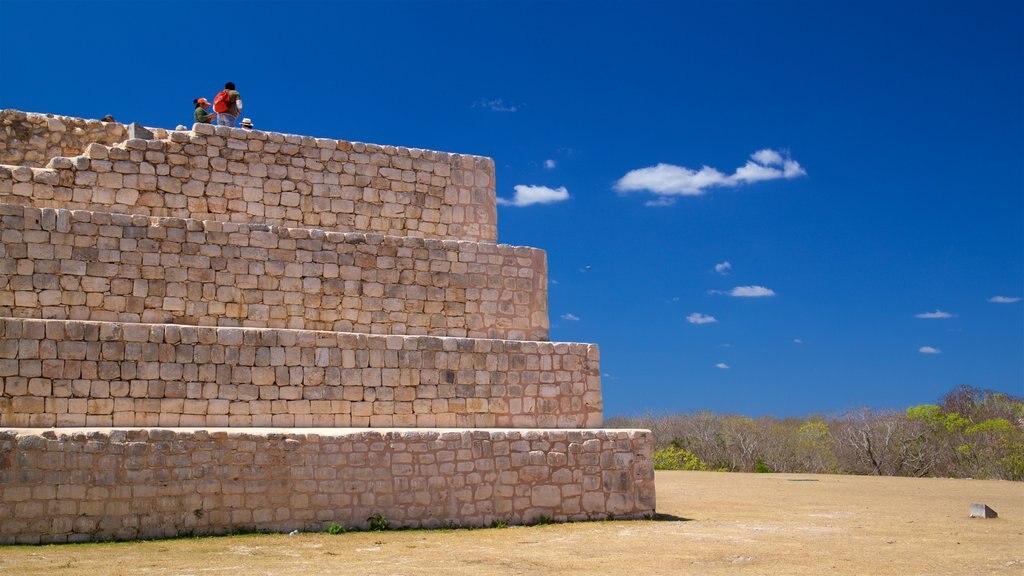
[1,471,1021,576]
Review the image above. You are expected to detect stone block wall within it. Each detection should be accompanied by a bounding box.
[0,205,548,340]
[0,110,135,168]
[0,121,497,242]
[0,109,656,542]
[0,428,655,544]
[0,318,602,429]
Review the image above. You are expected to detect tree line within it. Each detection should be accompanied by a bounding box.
[607,385,1024,480]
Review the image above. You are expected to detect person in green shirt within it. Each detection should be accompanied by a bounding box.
[193,97,215,124]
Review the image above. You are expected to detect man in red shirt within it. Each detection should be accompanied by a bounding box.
[214,82,243,127]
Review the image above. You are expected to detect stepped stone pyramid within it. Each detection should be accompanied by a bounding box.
[0,109,655,543]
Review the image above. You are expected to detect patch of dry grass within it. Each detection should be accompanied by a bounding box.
[1,471,1021,575]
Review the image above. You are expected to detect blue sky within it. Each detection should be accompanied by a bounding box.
[1,0,1021,417]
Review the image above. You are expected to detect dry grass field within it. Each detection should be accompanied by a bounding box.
[1,471,1021,576]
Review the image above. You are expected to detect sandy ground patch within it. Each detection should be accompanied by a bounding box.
[1,471,1021,575]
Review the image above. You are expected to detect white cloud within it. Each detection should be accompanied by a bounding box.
[751,149,784,166]
[733,160,787,183]
[544,159,556,169]
[782,160,805,178]
[714,261,732,275]
[473,98,518,112]
[645,196,677,207]
[990,296,1022,304]
[728,286,776,298]
[497,185,570,207]
[616,163,730,196]
[915,310,955,319]
[614,148,806,204]
[715,363,731,370]
[793,338,804,344]
[561,313,580,321]
[687,313,718,325]
[919,346,942,354]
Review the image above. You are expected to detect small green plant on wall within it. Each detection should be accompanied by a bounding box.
[367,513,389,531]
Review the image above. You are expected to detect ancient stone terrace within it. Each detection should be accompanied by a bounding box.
[0,110,144,168]
[2,427,653,541]
[0,118,496,242]
[0,110,654,543]
[0,204,548,340]
[0,317,601,429]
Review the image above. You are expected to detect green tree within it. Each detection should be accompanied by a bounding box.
[653,446,708,471]
[796,420,838,473]
[961,418,1024,480]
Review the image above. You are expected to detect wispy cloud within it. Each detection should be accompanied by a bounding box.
[793,338,804,344]
[915,310,955,319]
[719,285,776,298]
[644,196,678,207]
[919,346,942,354]
[715,363,731,370]
[714,261,732,275]
[473,98,518,112]
[561,313,580,321]
[497,185,570,207]
[990,296,1022,304]
[544,159,556,169]
[614,148,806,205]
[687,313,718,325]
[751,149,784,165]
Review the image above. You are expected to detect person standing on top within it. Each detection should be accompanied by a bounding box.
[213,82,242,127]
[193,98,215,124]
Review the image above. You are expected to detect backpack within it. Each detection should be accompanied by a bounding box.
[213,90,231,113]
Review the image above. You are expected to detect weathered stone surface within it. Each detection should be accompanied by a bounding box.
[0,110,497,242]
[0,318,601,429]
[0,108,654,541]
[970,503,998,518]
[127,124,153,140]
[0,428,655,543]
[0,110,167,168]
[0,204,548,340]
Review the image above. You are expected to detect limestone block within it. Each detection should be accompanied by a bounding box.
[970,503,998,518]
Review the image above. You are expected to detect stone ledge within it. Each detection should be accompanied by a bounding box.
[0,318,602,429]
[1,426,648,439]
[0,427,655,543]
[0,203,549,340]
[0,109,497,241]
[0,109,139,168]
[186,121,484,163]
